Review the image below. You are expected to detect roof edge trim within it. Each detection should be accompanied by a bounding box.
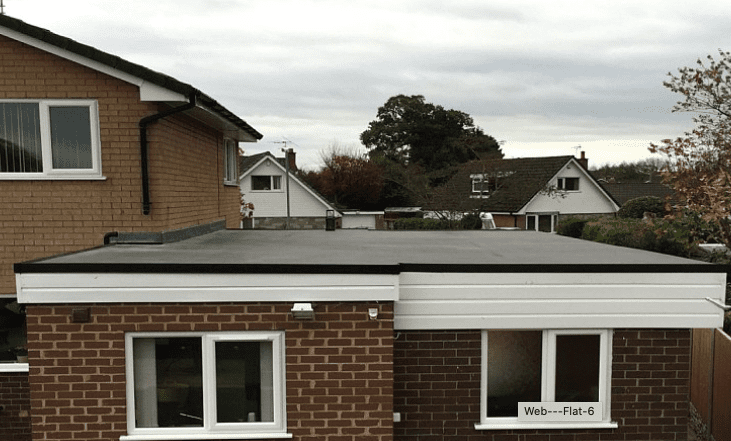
[13,262,727,275]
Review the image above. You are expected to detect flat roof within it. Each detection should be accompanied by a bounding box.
[14,230,722,274]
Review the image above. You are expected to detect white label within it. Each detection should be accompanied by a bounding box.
[518,402,602,422]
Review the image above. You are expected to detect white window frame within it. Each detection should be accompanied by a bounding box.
[123,331,290,440]
[557,177,580,191]
[223,139,238,185]
[0,99,104,180]
[476,329,616,431]
[250,175,282,192]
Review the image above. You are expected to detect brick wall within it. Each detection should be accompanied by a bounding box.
[0,35,240,294]
[394,329,690,441]
[25,302,393,441]
[0,372,31,441]
[254,216,328,230]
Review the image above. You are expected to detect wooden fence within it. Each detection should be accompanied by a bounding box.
[690,328,731,441]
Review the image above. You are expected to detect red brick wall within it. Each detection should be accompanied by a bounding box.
[0,35,241,294]
[394,329,690,441]
[0,372,31,441]
[25,302,393,441]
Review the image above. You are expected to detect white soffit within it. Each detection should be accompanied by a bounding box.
[394,272,727,330]
[15,273,399,304]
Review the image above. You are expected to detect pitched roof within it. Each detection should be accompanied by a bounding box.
[445,156,579,212]
[0,14,262,141]
[238,152,340,214]
[600,182,677,206]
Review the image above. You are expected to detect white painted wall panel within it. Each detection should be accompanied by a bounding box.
[521,163,617,214]
[16,273,399,303]
[395,272,726,330]
[240,157,334,218]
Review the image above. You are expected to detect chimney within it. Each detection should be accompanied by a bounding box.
[578,151,588,169]
[286,148,297,172]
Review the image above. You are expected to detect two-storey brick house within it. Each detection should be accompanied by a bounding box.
[0,14,261,440]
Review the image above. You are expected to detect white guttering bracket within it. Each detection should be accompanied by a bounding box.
[706,297,731,311]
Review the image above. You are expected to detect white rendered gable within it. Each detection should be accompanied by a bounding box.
[240,157,338,218]
[519,159,618,215]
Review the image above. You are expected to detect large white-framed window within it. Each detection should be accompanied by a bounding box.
[223,139,238,185]
[124,331,289,440]
[251,175,282,191]
[476,329,615,431]
[0,100,103,179]
[557,177,580,191]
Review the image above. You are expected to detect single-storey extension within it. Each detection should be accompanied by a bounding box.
[14,226,726,440]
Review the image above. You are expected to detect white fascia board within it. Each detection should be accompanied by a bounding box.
[15,272,398,304]
[395,271,726,330]
[138,81,187,102]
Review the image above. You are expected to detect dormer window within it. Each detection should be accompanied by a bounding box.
[252,175,282,191]
[557,177,579,191]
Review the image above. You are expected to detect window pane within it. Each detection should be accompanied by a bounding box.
[272,176,281,190]
[49,106,92,169]
[487,330,542,417]
[526,216,536,231]
[0,103,43,172]
[216,341,274,423]
[555,334,600,402]
[133,337,203,428]
[252,175,271,190]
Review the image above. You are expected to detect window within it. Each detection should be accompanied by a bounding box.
[0,100,102,179]
[0,298,27,368]
[125,331,287,439]
[471,175,496,197]
[470,172,512,198]
[478,329,612,430]
[557,177,579,191]
[526,214,557,233]
[223,139,238,185]
[251,175,282,191]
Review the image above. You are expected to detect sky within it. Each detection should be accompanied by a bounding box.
[5,1,731,171]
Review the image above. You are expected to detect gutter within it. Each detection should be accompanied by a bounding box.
[139,92,198,215]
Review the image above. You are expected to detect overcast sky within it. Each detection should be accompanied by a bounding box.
[7,1,731,170]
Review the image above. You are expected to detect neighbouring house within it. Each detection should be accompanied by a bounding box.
[437,152,619,232]
[239,151,341,229]
[12,227,727,441]
[0,14,261,440]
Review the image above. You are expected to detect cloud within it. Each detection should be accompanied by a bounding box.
[9,0,731,170]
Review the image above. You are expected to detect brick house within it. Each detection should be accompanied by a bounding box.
[436,153,619,232]
[2,13,728,441]
[0,14,261,440]
[13,229,727,441]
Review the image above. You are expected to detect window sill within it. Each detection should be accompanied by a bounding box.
[120,433,292,440]
[0,174,107,181]
[0,362,29,373]
[475,421,618,431]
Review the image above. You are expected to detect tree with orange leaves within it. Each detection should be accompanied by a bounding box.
[300,146,385,210]
[650,50,731,247]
